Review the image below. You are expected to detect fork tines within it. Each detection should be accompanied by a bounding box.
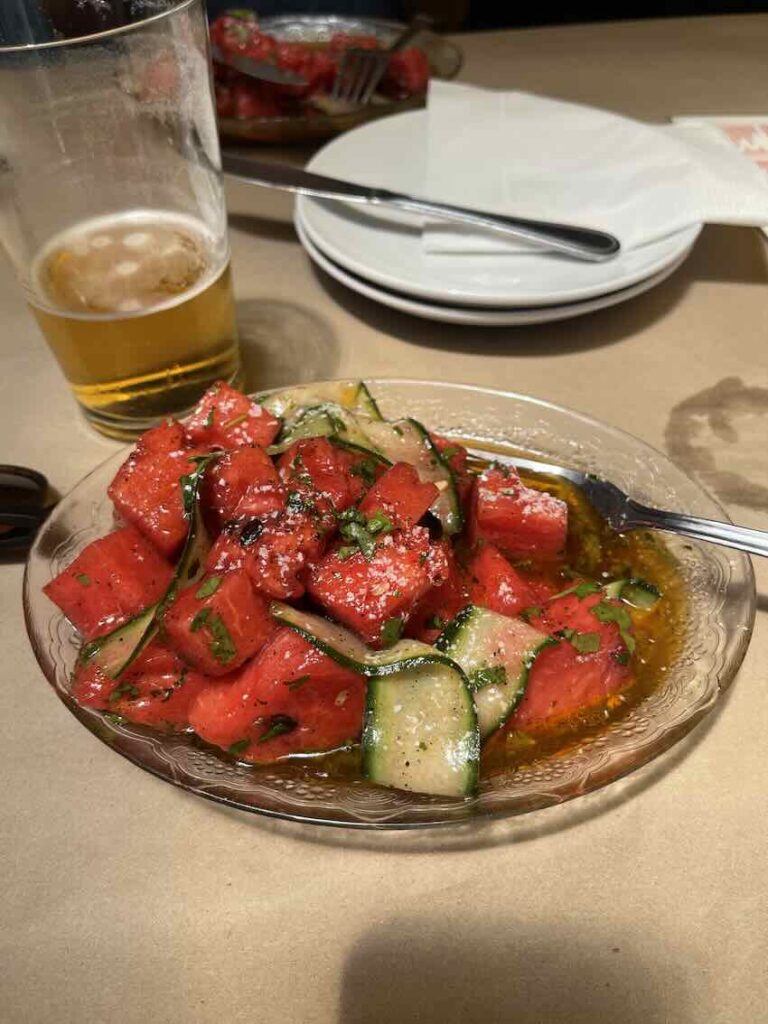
[331,47,389,106]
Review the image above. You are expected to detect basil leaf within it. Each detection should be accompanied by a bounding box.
[558,628,602,654]
[285,674,310,691]
[195,576,222,600]
[257,714,297,744]
[380,616,403,648]
[468,664,507,691]
[591,600,636,654]
[208,614,237,664]
[190,607,211,633]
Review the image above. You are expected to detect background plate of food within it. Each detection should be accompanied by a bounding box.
[212,12,463,143]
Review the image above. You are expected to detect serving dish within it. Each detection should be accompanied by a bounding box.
[24,380,755,828]
[216,15,462,144]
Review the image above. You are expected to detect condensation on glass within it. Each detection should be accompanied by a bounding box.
[0,1,240,437]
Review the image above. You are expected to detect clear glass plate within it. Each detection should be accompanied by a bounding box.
[216,16,462,144]
[23,380,756,829]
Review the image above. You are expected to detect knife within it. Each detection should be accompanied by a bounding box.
[221,153,621,262]
[210,43,307,88]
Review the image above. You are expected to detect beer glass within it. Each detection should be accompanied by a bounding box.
[0,0,240,438]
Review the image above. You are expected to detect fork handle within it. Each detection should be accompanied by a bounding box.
[626,501,768,558]
[388,14,434,53]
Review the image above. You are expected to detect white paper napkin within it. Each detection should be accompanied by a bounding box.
[422,82,768,255]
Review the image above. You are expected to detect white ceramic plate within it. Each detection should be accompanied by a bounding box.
[296,212,693,325]
[298,110,702,308]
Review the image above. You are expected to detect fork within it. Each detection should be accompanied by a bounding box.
[468,450,768,558]
[331,14,433,106]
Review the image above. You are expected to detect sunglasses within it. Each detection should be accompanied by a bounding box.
[0,466,53,554]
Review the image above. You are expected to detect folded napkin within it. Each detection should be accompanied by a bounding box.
[423,82,768,255]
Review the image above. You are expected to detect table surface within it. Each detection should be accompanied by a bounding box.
[2,14,767,1024]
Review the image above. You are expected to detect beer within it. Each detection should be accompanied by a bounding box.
[29,211,241,438]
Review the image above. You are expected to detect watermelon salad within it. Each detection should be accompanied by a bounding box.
[43,380,666,800]
[210,11,431,121]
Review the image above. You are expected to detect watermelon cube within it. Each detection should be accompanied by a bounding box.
[107,420,207,558]
[470,464,568,559]
[510,639,631,731]
[358,462,438,531]
[202,445,284,530]
[277,437,368,513]
[405,541,469,644]
[188,627,365,761]
[185,381,280,449]
[467,543,534,618]
[307,526,448,647]
[72,639,212,731]
[162,569,276,676]
[43,525,173,639]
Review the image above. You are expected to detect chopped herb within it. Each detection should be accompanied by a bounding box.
[392,589,403,599]
[440,446,460,461]
[75,573,91,586]
[552,580,602,600]
[613,650,631,666]
[208,614,237,664]
[366,510,394,536]
[222,412,248,430]
[108,680,139,703]
[286,491,312,514]
[190,607,211,632]
[257,714,297,744]
[285,674,310,691]
[591,600,636,655]
[239,519,264,546]
[380,617,403,648]
[337,507,392,559]
[519,606,542,622]
[468,664,507,691]
[350,458,379,487]
[418,740,428,752]
[195,576,222,600]
[336,545,358,561]
[558,628,602,654]
[204,408,215,429]
[426,614,445,630]
[228,738,250,757]
[342,520,376,559]
[103,712,127,726]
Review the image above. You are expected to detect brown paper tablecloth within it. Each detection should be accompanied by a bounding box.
[1,15,767,1024]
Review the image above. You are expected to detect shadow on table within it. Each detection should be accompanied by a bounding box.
[228,212,298,245]
[305,225,767,358]
[205,670,739,854]
[236,297,342,391]
[338,912,691,1024]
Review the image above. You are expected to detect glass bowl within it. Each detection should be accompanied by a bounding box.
[216,16,462,145]
[23,380,755,829]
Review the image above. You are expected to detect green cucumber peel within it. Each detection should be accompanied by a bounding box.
[270,602,471,681]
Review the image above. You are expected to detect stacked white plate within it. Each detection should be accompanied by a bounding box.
[294,109,702,325]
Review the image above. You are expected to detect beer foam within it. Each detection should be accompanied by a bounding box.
[31,210,228,319]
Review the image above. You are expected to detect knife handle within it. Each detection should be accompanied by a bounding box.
[370,189,620,262]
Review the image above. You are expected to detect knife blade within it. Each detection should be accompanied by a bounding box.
[210,43,307,88]
[220,153,621,262]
